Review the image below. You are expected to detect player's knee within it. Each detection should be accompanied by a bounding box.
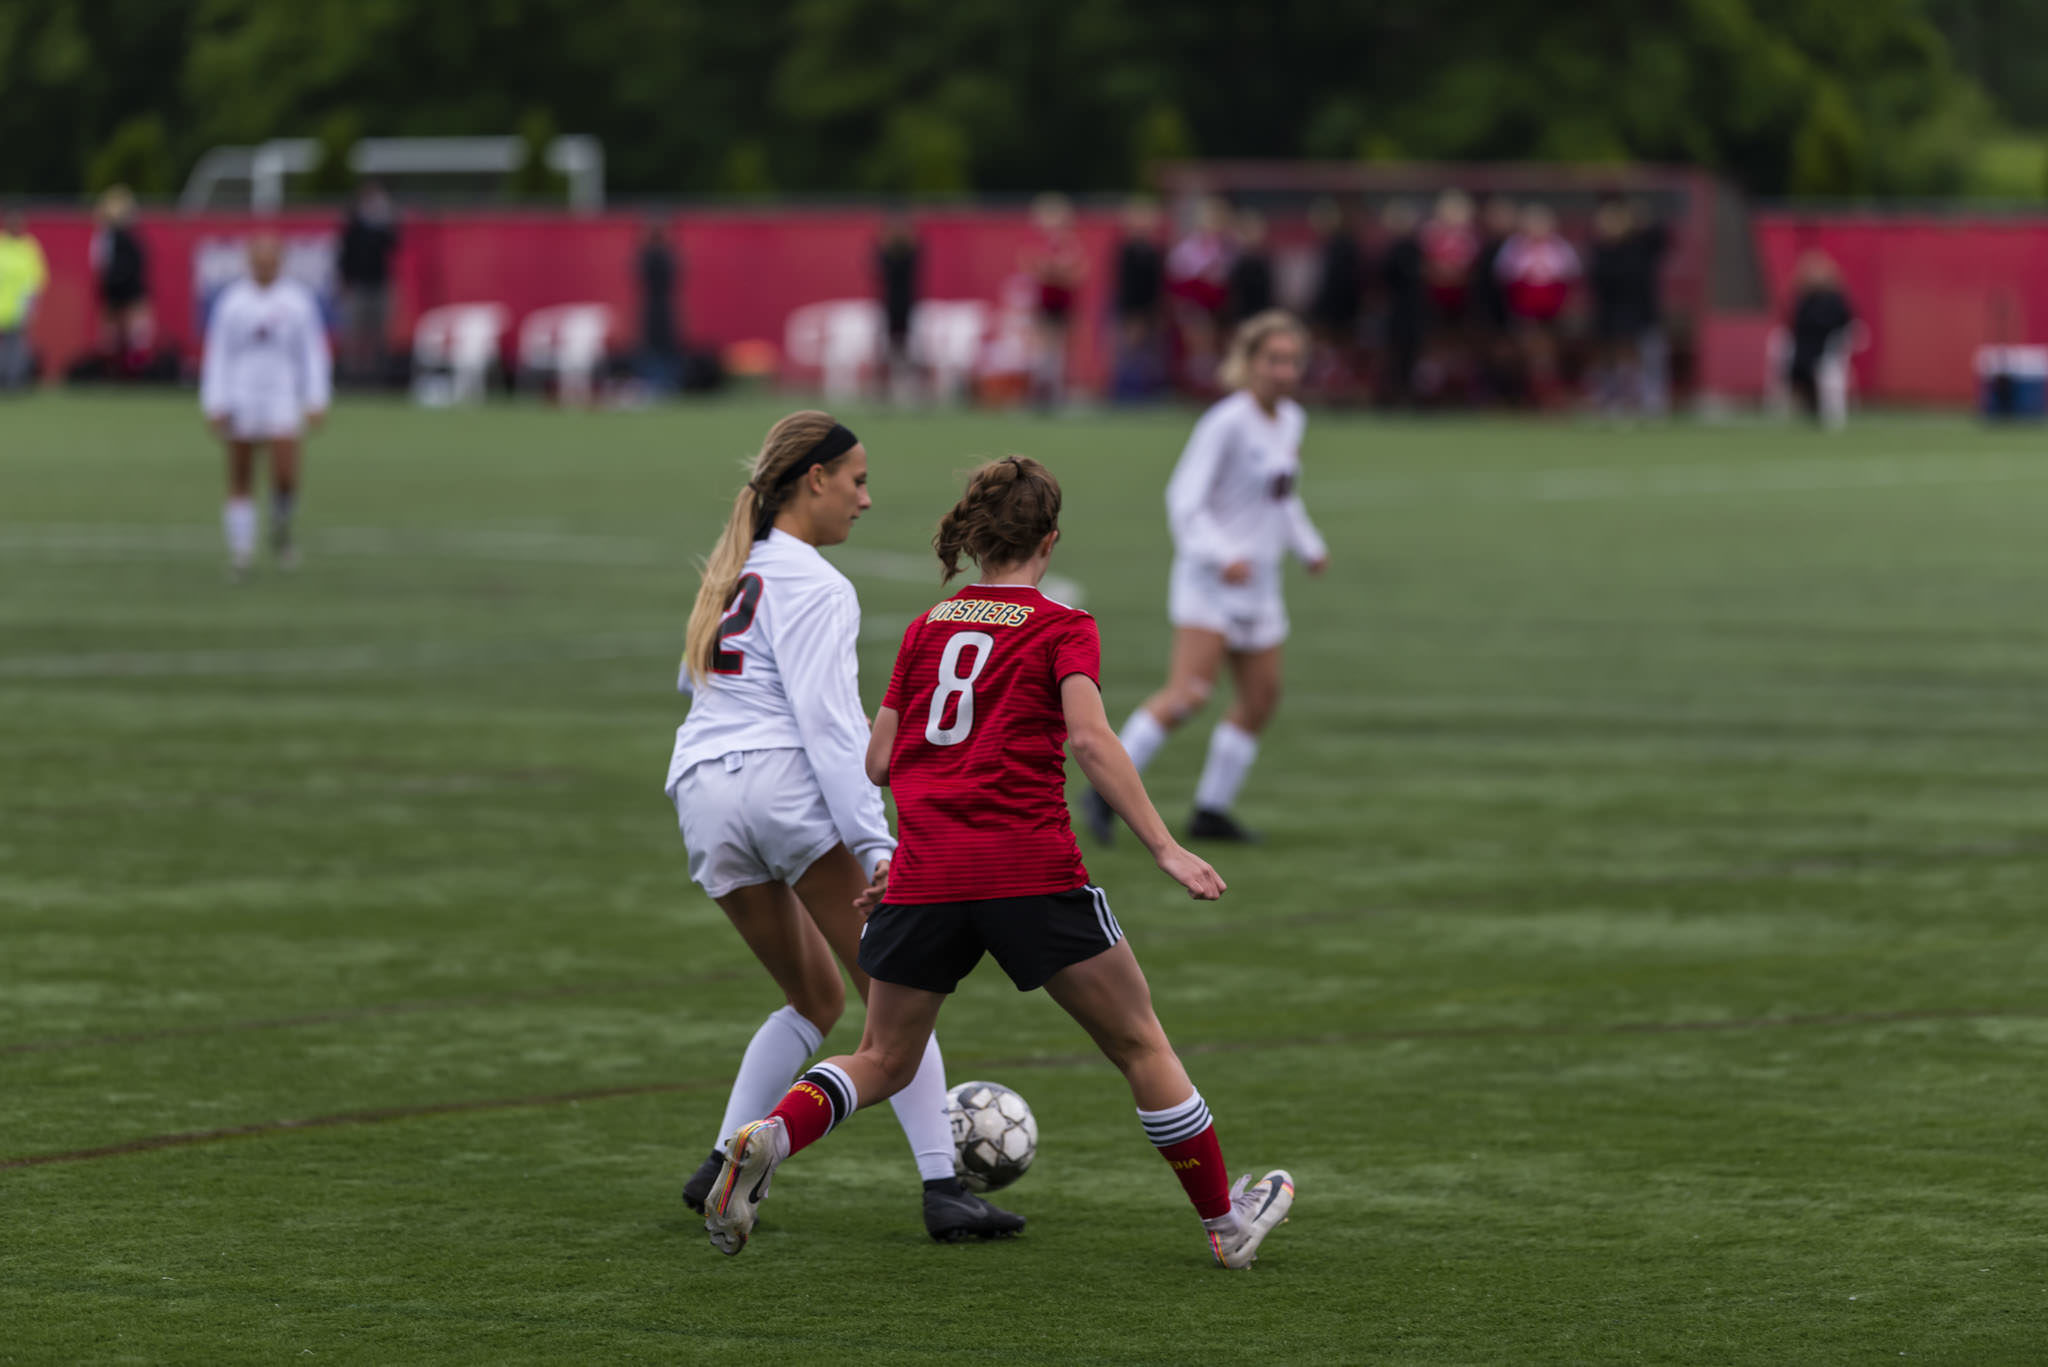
[789,976,845,1033]
[1094,1019,1170,1076]
[865,1040,924,1096]
[1160,679,1211,726]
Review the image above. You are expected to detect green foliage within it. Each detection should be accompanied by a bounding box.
[1790,82,1869,196]
[511,106,569,201]
[305,108,361,199]
[0,0,2027,199]
[1131,101,1197,178]
[83,112,175,194]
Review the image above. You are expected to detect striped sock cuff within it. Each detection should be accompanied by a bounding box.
[801,1062,858,1131]
[1137,1089,1212,1149]
[771,1004,826,1055]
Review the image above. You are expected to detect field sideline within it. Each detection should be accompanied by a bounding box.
[3,393,2045,1365]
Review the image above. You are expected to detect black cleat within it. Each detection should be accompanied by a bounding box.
[923,1180,1026,1242]
[1188,807,1261,843]
[681,1147,726,1215]
[1080,787,1116,846]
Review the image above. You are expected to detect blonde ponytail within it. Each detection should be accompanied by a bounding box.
[683,484,763,683]
[682,410,848,683]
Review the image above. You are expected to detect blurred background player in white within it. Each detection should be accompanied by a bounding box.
[667,410,1023,1243]
[200,232,330,577]
[1085,311,1328,844]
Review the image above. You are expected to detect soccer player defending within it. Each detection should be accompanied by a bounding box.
[703,456,1295,1268]
[1086,310,1328,844]
[666,411,1022,1243]
[199,233,330,577]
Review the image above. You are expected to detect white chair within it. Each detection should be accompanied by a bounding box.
[517,303,614,404]
[412,303,509,406]
[909,300,991,403]
[783,299,883,400]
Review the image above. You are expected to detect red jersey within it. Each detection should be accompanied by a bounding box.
[880,583,1099,903]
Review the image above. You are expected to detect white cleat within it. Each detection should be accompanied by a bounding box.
[1206,1169,1295,1269]
[704,1117,788,1256]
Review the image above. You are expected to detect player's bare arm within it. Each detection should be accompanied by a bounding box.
[865,704,899,786]
[1061,674,1225,900]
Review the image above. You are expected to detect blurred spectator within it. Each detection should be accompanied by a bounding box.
[1470,196,1521,404]
[0,211,47,391]
[1111,196,1166,401]
[1496,204,1580,407]
[1626,201,1673,416]
[1306,197,1364,372]
[874,209,920,402]
[1785,251,1858,430]
[1589,198,1674,417]
[1377,201,1425,407]
[1421,190,1478,325]
[1166,195,1233,391]
[337,181,399,385]
[90,185,154,375]
[1224,209,1275,327]
[1587,198,1642,416]
[637,218,682,393]
[1419,190,1479,399]
[1026,193,1085,409]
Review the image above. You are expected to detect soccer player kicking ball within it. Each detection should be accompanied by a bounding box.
[200,233,331,577]
[704,456,1295,1269]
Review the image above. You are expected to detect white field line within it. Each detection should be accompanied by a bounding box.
[0,633,660,680]
[1315,450,2048,507]
[0,619,924,680]
[0,524,1086,602]
[0,521,1009,679]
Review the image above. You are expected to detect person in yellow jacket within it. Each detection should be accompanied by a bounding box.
[0,212,48,390]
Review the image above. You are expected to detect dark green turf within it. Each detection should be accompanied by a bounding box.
[2,394,2045,1364]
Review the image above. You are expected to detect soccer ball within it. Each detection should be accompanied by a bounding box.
[946,1080,1037,1192]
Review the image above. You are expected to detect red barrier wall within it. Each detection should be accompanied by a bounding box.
[17,205,2048,405]
[12,208,1120,391]
[1752,213,2048,404]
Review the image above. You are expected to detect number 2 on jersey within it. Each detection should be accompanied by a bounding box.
[924,631,993,746]
[712,574,764,675]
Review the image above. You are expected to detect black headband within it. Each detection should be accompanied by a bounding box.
[764,423,859,493]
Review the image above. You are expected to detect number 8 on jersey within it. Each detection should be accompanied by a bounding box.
[926,632,994,745]
[880,584,1102,904]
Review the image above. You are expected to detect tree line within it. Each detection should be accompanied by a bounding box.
[2,0,2041,202]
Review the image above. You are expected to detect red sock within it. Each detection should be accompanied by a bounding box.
[766,1062,855,1155]
[1139,1090,1232,1220]
[1158,1124,1232,1219]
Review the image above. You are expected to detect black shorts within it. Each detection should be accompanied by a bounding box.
[858,885,1123,994]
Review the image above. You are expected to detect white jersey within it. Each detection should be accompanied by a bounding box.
[664,529,895,876]
[199,277,332,431]
[1165,390,1327,572]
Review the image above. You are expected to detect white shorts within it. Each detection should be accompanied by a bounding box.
[668,748,842,899]
[224,396,306,442]
[1168,555,1290,653]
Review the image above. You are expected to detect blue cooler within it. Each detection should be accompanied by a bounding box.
[1975,345,2048,420]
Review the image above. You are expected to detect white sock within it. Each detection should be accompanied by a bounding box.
[888,1032,961,1182]
[1194,721,1260,813]
[1118,707,1169,773]
[713,1004,824,1154]
[223,498,257,565]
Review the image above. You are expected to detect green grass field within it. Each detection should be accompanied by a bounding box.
[3,393,2045,1365]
